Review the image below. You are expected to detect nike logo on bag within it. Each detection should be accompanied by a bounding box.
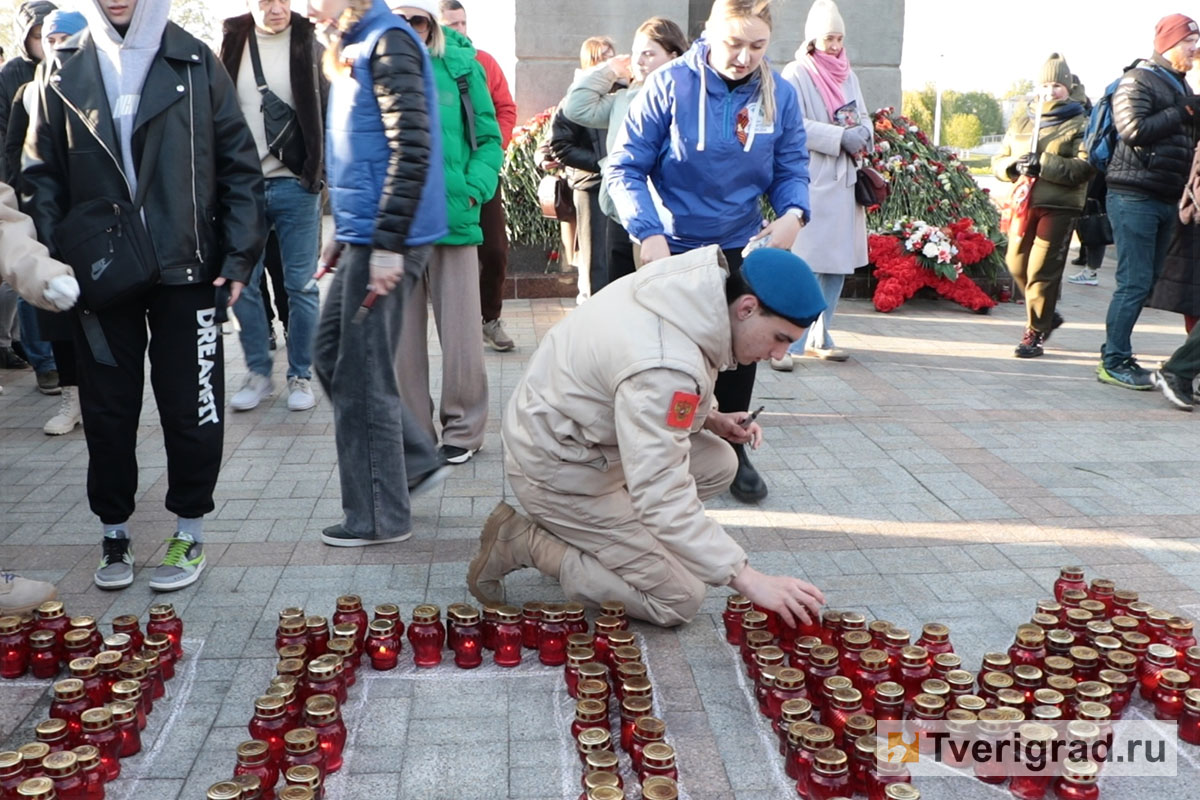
[91,257,112,280]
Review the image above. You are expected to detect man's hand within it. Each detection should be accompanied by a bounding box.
[639,234,670,266]
[607,54,633,82]
[212,276,244,306]
[729,564,824,628]
[320,239,345,272]
[756,212,802,251]
[368,249,404,296]
[704,409,763,448]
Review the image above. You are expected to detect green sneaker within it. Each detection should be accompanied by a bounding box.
[149,533,206,592]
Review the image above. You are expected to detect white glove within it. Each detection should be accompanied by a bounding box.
[840,125,872,155]
[368,249,404,295]
[44,274,80,311]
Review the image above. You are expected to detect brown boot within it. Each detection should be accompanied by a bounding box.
[467,502,567,604]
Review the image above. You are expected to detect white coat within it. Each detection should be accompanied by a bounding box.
[781,56,870,275]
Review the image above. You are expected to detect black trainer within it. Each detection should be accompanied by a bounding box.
[440,445,479,464]
[1097,358,1154,390]
[1015,328,1044,358]
[1154,369,1194,411]
[1042,313,1064,344]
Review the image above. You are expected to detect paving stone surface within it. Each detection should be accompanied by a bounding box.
[3,250,1200,799]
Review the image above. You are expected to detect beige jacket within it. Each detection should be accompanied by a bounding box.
[503,246,748,585]
[0,181,72,310]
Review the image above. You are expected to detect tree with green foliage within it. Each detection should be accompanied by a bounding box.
[902,84,936,134]
[955,91,1003,136]
[944,113,983,149]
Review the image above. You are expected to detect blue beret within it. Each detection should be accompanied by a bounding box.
[44,10,87,38]
[740,248,827,327]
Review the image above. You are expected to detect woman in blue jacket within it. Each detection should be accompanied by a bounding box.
[311,0,450,547]
[605,0,811,503]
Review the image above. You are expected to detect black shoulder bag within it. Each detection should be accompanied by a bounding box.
[248,32,307,175]
[53,128,162,311]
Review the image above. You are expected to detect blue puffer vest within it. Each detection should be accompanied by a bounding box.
[326,0,447,247]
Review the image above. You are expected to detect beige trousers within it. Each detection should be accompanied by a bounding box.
[396,244,488,450]
[506,430,738,627]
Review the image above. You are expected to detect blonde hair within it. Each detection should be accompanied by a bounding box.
[706,0,776,125]
[580,35,616,69]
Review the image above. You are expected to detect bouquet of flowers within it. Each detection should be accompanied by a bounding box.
[869,217,997,313]
[866,108,1005,280]
[500,107,561,251]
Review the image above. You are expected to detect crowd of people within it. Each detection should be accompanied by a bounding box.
[3,0,1200,629]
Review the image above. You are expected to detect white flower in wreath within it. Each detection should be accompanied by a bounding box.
[922,242,940,258]
[878,141,891,152]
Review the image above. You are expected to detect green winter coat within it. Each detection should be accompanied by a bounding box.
[433,26,502,246]
[992,101,1094,211]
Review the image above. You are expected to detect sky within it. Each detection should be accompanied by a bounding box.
[901,0,1197,99]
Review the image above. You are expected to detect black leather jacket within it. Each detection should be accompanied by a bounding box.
[23,24,266,287]
[549,107,606,191]
[1107,57,1196,202]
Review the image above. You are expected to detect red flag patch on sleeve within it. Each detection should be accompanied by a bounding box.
[666,391,701,429]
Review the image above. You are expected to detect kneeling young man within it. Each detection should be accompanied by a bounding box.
[468,245,826,627]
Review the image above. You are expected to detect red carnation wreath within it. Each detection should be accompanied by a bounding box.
[869,218,997,313]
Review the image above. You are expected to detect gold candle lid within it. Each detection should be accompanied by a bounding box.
[495,605,521,624]
[874,681,905,700]
[802,724,835,748]
[236,740,270,763]
[36,601,64,618]
[741,610,768,629]
[885,784,922,800]
[593,615,621,633]
[599,600,626,618]
[841,611,867,629]
[16,778,56,799]
[607,630,636,649]
[843,631,872,649]
[278,606,305,621]
[41,750,78,777]
[53,678,85,700]
[611,645,642,664]
[584,770,620,790]
[278,788,315,800]
[922,622,950,641]
[584,749,619,771]
[883,627,910,646]
[861,649,889,670]
[110,700,138,724]
[779,697,813,721]
[576,727,611,751]
[633,716,666,737]
[563,602,586,620]
[578,661,608,681]
[813,746,849,769]
[540,603,565,623]
[283,727,317,753]
[1159,668,1191,690]
[567,634,593,650]
[641,741,676,766]
[70,745,99,769]
[0,751,21,775]
[285,764,321,786]
[955,695,986,712]
[640,776,679,800]
[80,707,114,732]
[411,604,440,624]
[587,787,624,800]
[808,645,839,667]
[34,719,67,741]
[900,645,929,665]
[725,594,753,612]
[205,782,242,800]
[18,743,50,765]
[306,615,328,631]
[774,667,805,690]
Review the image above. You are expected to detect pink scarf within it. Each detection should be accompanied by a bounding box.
[803,48,851,119]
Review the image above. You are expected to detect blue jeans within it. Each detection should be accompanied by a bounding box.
[789,272,845,354]
[1102,189,1177,369]
[233,178,321,380]
[16,298,56,373]
[313,244,441,538]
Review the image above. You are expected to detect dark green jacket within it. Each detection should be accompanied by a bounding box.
[992,101,1094,210]
[433,26,502,246]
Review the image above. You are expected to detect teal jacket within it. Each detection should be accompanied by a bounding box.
[433,26,502,246]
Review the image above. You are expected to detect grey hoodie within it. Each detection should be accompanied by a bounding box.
[77,0,172,194]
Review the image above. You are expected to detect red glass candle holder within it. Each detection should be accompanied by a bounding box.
[1010,626,1047,668]
[619,696,652,752]
[739,611,769,664]
[109,700,142,757]
[481,603,500,652]
[249,694,291,765]
[1140,644,1179,701]
[638,742,678,782]
[0,615,28,679]
[0,750,26,797]
[492,605,522,667]
[331,596,369,652]
[146,603,184,661]
[819,610,842,647]
[304,695,347,775]
[723,595,752,645]
[629,716,666,774]
[563,602,587,636]
[33,602,70,661]
[599,601,627,628]
[564,647,595,698]
[1154,669,1191,720]
[537,604,568,667]
[43,750,85,799]
[916,622,953,658]
[1180,688,1200,745]
[520,602,543,650]
[49,679,89,743]
[281,728,326,783]
[808,747,851,800]
[34,718,69,755]
[29,631,59,679]
[407,605,445,668]
[1055,567,1087,603]
[365,619,400,671]
[235,739,278,796]
[143,634,175,683]
[898,646,932,706]
[571,699,609,741]
[450,608,483,669]
[78,707,121,782]
[777,699,814,754]
[1052,760,1099,800]
[70,745,104,800]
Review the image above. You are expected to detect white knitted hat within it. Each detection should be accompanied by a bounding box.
[387,0,440,19]
[805,0,846,44]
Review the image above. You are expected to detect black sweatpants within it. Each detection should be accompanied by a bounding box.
[74,283,225,525]
[716,248,756,414]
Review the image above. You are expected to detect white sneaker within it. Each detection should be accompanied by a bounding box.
[230,373,274,411]
[287,377,316,411]
[43,386,81,435]
[1066,269,1098,286]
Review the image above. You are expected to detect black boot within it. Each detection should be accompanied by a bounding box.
[729,443,768,503]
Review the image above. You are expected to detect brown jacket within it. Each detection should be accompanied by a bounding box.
[993,100,1094,210]
[502,246,748,586]
[0,181,72,311]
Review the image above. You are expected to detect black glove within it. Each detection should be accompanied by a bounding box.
[1016,153,1041,177]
